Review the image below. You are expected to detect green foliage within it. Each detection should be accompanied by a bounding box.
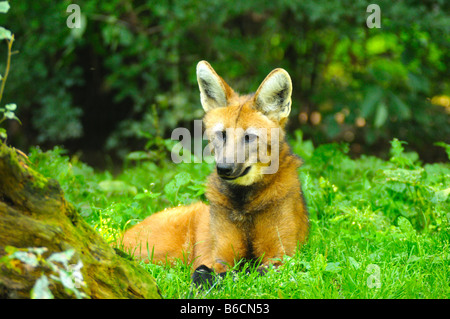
[298,134,450,233]
[2,1,449,160]
[0,246,87,299]
[0,103,20,139]
[0,1,19,141]
[25,133,450,298]
[435,142,450,160]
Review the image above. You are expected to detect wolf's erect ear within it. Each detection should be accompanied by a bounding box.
[253,68,292,121]
[196,61,234,112]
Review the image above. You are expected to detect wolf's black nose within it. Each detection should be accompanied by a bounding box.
[217,163,234,177]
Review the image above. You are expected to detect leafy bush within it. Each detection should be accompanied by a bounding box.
[1,1,449,162]
[0,1,20,141]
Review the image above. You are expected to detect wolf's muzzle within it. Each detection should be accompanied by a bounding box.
[217,163,251,180]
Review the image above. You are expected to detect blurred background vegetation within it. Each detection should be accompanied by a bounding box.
[1,0,449,168]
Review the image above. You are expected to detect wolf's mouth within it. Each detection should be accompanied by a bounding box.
[220,166,251,180]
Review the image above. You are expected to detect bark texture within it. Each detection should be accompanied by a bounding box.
[0,143,161,299]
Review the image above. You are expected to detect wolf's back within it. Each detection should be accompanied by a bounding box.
[121,202,210,265]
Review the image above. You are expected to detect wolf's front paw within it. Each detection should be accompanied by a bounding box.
[192,264,227,289]
[192,265,214,287]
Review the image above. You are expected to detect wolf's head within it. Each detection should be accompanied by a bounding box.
[197,60,293,186]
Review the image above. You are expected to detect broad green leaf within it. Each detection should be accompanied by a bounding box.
[163,173,191,203]
[5,103,17,111]
[389,93,411,119]
[10,251,39,267]
[0,26,12,40]
[383,168,424,183]
[397,217,416,238]
[2,109,21,124]
[407,72,430,93]
[0,1,10,13]
[4,111,15,119]
[164,179,178,202]
[48,249,75,267]
[126,151,151,161]
[27,247,48,256]
[385,181,406,193]
[361,86,383,118]
[31,275,54,299]
[174,172,191,188]
[434,188,450,202]
[58,269,76,290]
[325,262,341,273]
[374,102,388,128]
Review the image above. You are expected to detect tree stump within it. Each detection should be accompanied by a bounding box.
[0,143,161,299]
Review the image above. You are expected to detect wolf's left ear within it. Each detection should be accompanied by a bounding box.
[253,68,292,122]
[197,61,234,112]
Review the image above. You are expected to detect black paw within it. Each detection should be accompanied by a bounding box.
[191,265,227,289]
[192,265,215,288]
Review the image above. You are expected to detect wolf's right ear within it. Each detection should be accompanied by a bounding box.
[253,68,292,122]
[196,61,233,112]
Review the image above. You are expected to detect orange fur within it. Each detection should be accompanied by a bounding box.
[121,61,309,273]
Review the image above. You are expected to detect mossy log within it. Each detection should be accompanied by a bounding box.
[0,143,161,299]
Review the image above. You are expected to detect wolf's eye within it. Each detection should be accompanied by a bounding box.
[244,133,257,143]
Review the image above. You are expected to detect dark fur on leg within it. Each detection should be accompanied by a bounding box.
[191,263,269,291]
[191,265,226,289]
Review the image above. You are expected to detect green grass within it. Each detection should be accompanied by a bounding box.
[28,133,450,299]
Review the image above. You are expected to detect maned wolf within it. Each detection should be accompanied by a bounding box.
[121,61,309,283]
